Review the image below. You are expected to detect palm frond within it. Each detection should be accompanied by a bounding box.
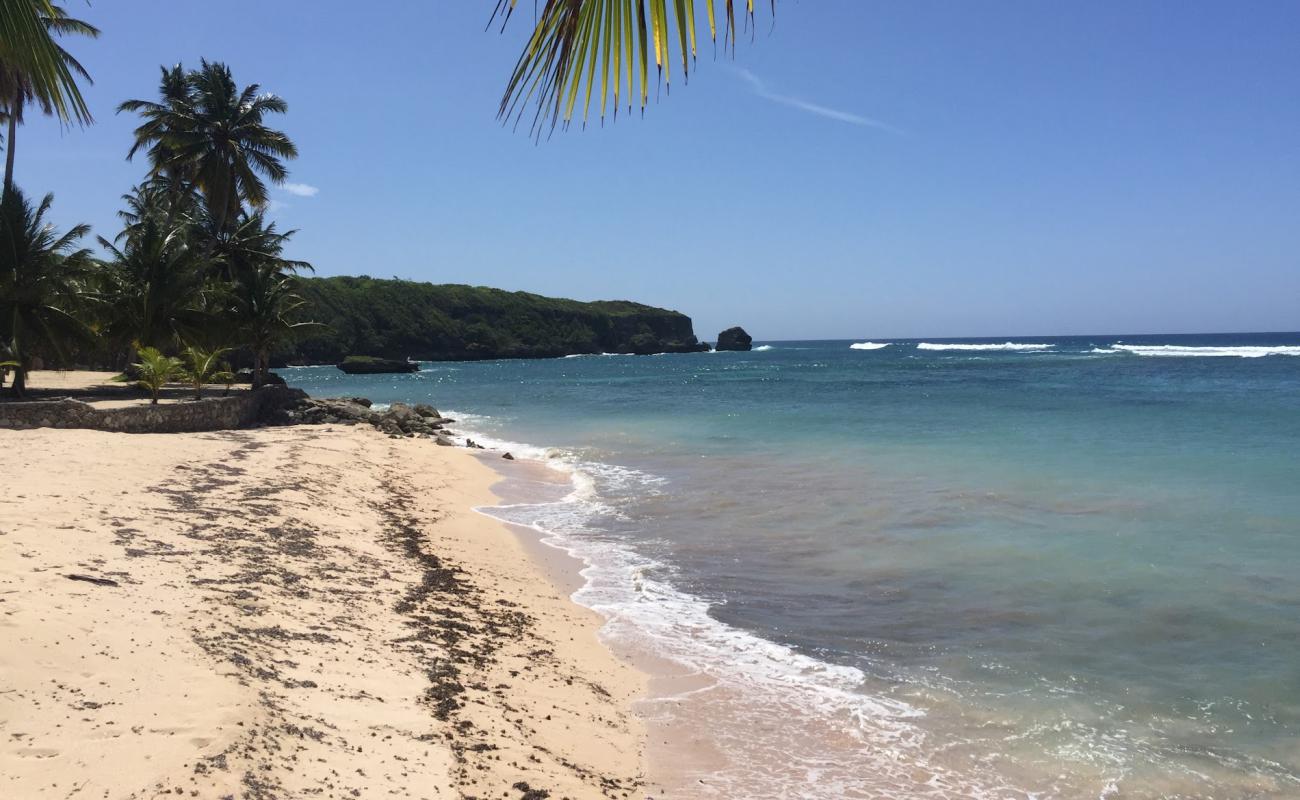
[119,61,297,231]
[494,0,770,135]
[0,0,92,124]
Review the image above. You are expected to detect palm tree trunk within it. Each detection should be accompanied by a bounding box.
[9,316,23,398]
[4,99,19,199]
[252,347,267,389]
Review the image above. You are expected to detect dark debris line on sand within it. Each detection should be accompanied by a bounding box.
[103,426,635,800]
[376,472,641,800]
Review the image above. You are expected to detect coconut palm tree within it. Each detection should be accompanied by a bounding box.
[212,211,313,387]
[0,1,98,195]
[493,0,769,134]
[117,65,197,192]
[0,186,93,396]
[113,179,201,245]
[96,210,208,359]
[227,258,315,388]
[209,209,309,283]
[119,61,297,234]
[0,0,92,140]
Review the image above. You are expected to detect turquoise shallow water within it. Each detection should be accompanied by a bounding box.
[286,333,1300,799]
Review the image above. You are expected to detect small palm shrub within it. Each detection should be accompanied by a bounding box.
[182,345,233,400]
[132,347,183,404]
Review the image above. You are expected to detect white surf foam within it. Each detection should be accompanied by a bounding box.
[752,344,775,351]
[917,342,1054,352]
[1107,344,1300,358]
[456,416,1027,799]
[850,342,891,350]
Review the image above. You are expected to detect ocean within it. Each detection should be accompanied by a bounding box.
[284,332,1300,799]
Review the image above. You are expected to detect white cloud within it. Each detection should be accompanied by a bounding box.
[280,182,319,197]
[731,68,902,134]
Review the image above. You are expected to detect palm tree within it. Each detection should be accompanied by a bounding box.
[117,65,197,192]
[0,0,92,138]
[214,211,313,387]
[0,186,93,396]
[181,343,232,400]
[227,259,315,389]
[209,209,309,282]
[96,210,208,359]
[113,179,201,245]
[132,346,182,404]
[493,0,769,134]
[0,1,98,195]
[119,61,297,234]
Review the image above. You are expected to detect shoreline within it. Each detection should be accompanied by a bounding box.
[469,443,737,800]
[0,409,647,798]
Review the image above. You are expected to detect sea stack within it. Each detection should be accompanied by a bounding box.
[716,326,753,352]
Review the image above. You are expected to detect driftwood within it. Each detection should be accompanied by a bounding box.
[64,573,119,587]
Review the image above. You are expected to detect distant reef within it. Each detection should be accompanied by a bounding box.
[275,276,709,364]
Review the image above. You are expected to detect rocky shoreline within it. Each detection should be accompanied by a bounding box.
[279,395,511,457]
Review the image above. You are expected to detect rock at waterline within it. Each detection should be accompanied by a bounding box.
[715,327,753,352]
[336,356,420,374]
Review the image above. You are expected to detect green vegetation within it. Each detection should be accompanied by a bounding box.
[96,186,210,354]
[132,346,182,404]
[0,2,98,193]
[494,0,773,133]
[182,344,233,400]
[0,41,316,396]
[0,187,94,396]
[277,277,706,364]
[119,60,297,234]
[0,1,93,126]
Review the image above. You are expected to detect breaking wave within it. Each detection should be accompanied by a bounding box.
[849,342,891,350]
[917,342,1054,352]
[1097,344,1300,358]
[458,418,1027,799]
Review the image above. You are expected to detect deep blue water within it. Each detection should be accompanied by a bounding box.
[286,333,1300,799]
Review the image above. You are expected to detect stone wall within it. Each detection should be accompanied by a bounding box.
[0,387,306,433]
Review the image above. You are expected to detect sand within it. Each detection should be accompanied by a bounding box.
[0,422,645,799]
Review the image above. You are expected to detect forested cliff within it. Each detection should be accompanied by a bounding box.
[275,277,709,364]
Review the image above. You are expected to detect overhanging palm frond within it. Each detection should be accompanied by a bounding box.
[0,0,92,124]
[493,0,771,135]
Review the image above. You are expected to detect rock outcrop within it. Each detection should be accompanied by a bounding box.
[336,356,420,374]
[284,397,455,441]
[715,327,753,352]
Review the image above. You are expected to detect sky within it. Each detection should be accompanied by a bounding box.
[21,1,1300,340]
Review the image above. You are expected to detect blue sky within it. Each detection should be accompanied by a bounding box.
[22,1,1300,339]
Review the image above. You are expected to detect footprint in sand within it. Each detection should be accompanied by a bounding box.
[17,747,60,759]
